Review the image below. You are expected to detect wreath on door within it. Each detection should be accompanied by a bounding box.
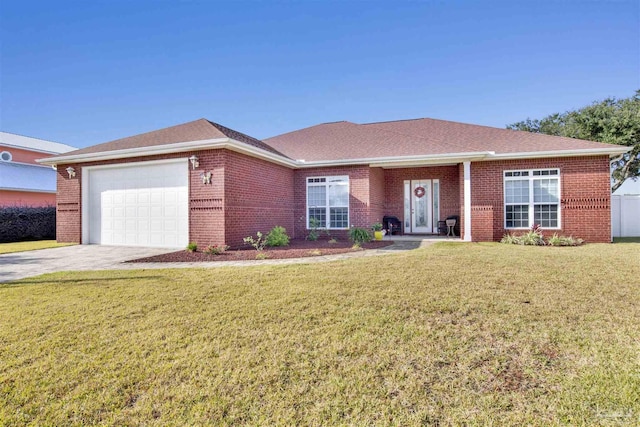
[414,186,426,198]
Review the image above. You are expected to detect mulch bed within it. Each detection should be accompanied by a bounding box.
[127,239,393,263]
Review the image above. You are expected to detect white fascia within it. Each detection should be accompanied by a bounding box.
[491,146,630,160]
[0,187,56,193]
[298,152,495,169]
[36,138,299,169]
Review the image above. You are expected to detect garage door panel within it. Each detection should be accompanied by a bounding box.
[88,161,188,248]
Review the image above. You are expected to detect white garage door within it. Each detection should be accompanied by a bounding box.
[87,160,189,248]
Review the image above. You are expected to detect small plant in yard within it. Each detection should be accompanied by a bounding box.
[349,226,372,247]
[308,249,322,256]
[547,233,584,246]
[186,242,198,252]
[255,252,269,260]
[243,232,266,251]
[306,218,321,241]
[328,238,338,244]
[502,225,584,246]
[371,222,383,231]
[204,244,229,255]
[265,226,290,247]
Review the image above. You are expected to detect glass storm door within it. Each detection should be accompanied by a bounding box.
[404,179,433,233]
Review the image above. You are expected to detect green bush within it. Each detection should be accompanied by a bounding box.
[265,226,290,247]
[307,218,320,241]
[547,233,584,246]
[349,227,372,247]
[186,242,198,252]
[0,206,56,243]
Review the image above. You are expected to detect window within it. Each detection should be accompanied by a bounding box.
[307,176,349,229]
[504,169,560,229]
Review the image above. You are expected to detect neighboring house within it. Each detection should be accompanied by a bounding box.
[0,132,77,206]
[38,118,629,248]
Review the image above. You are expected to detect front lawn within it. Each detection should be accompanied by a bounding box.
[1,243,639,425]
[0,240,74,254]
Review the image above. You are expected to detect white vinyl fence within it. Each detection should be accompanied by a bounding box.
[612,195,640,237]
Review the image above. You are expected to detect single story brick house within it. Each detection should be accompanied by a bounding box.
[38,118,629,248]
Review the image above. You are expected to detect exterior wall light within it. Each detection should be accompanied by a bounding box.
[66,166,76,178]
[189,155,199,169]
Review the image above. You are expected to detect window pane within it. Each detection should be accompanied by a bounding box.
[308,208,326,228]
[329,207,348,228]
[534,205,558,227]
[328,184,348,207]
[307,186,326,207]
[505,180,529,203]
[505,205,529,228]
[533,178,559,203]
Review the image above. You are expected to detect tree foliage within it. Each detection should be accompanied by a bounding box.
[508,90,640,191]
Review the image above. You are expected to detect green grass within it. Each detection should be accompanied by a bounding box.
[1,243,639,425]
[0,240,74,254]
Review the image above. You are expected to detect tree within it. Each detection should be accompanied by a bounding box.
[507,91,640,192]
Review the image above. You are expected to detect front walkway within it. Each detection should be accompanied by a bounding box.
[0,238,454,283]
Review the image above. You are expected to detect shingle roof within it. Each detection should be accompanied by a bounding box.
[0,131,76,154]
[62,118,287,158]
[264,117,622,161]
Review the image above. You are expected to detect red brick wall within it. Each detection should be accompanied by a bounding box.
[56,164,82,243]
[384,165,460,230]
[293,165,371,239]
[470,155,612,243]
[188,150,226,247]
[369,167,385,226]
[223,150,294,247]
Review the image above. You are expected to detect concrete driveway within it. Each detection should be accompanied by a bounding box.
[0,245,174,283]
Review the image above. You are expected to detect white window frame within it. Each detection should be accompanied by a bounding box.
[306,175,349,229]
[504,168,561,229]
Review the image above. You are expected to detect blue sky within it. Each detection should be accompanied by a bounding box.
[1,0,638,148]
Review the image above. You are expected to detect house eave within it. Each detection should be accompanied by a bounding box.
[0,187,56,194]
[36,138,631,170]
[36,138,298,168]
[490,147,631,161]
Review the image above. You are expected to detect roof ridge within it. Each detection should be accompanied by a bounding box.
[264,121,356,141]
[206,120,293,159]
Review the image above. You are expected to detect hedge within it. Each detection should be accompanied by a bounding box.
[0,206,56,243]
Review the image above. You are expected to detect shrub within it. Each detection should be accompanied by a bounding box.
[308,249,322,256]
[255,252,269,260]
[502,227,584,247]
[186,242,198,252]
[265,226,290,247]
[243,232,266,251]
[518,230,545,246]
[307,218,320,241]
[205,244,229,255]
[371,222,383,231]
[328,238,338,245]
[0,205,56,243]
[547,233,584,246]
[349,227,372,247]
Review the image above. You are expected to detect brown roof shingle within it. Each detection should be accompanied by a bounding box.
[264,117,621,161]
[63,118,288,158]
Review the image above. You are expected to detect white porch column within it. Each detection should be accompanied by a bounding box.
[463,161,472,241]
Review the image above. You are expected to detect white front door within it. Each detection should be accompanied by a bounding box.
[404,179,436,234]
